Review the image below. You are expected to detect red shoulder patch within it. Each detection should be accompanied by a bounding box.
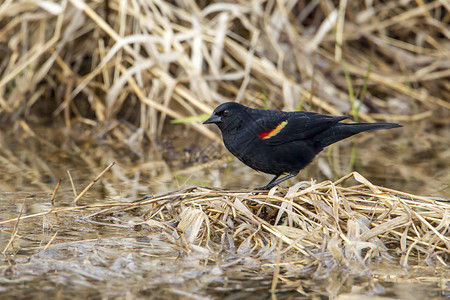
[259,121,288,139]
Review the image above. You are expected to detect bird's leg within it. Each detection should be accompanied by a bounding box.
[256,171,299,190]
[255,174,280,190]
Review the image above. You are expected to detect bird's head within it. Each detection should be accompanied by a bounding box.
[203,102,245,130]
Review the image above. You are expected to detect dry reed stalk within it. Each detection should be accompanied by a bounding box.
[72,161,115,204]
[2,198,26,254]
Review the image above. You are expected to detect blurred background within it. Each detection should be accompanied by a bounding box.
[0,0,449,198]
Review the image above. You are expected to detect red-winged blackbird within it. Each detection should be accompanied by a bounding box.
[203,102,402,190]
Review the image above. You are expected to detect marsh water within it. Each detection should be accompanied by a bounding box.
[0,126,449,299]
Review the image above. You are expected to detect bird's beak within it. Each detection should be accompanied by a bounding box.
[203,114,221,124]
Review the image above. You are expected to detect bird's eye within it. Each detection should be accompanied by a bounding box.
[222,110,229,117]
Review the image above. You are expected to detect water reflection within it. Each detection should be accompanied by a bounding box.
[1,124,448,197]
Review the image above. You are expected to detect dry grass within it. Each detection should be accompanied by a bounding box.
[96,172,450,269]
[0,0,449,135]
[2,171,448,272]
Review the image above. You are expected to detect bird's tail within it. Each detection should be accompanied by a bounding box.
[314,122,402,148]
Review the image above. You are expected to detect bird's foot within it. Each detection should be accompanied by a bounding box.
[255,183,276,190]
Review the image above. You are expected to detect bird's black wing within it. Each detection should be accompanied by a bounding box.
[253,111,349,146]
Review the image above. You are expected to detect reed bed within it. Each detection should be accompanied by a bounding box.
[0,0,448,138]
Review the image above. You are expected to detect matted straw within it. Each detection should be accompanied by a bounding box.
[1,171,448,271]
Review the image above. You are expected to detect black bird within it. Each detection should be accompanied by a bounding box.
[203,102,401,190]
